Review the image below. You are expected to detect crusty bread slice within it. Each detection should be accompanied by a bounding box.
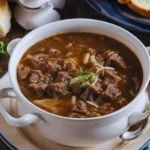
[118,0,131,4]
[118,0,150,18]
[0,0,11,38]
[127,0,150,18]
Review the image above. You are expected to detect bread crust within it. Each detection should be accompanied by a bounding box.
[0,8,2,19]
[0,0,11,18]
[118,0,131,4]
[0,0,11,38]
[0,0,8,9]
[118,0,150,18]
[127,1,150,18]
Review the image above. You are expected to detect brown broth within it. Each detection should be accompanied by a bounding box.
[17,33,143,117]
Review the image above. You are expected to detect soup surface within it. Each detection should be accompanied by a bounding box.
[17,33,143,118]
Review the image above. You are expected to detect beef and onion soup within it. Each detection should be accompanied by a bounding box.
[17,33,143,118]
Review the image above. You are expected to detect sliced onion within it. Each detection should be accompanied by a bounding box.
[90,55,97,64]
[71,96,76,105]
[83,53,90,64]
[96,67,114,73]
[66,52,73,57]
[86,101,99,108]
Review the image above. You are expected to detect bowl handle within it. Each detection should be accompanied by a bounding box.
[16,0,53,10]
[120,101,150,141]
[7,38,21,55]
[119,47,150,141]
[0,88,40,127]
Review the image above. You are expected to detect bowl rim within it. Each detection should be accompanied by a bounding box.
[9,18,150,121]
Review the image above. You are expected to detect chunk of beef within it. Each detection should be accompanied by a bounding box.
[25,54,49,62]
[96,54,105,65]
[29,70,51,84]
[24,54,49,69]
[41,73,51,83]
[80,88,95,101]
[87,48,96,55]
[29,71,41,83]
[102,50,115,59]
[104,51,127,69]
[55,72,72,84]
[102,78,109,89]
[102,50,127,68]
[35,58,62,73]
[46,61,62,75]
[30,83,48,97]
[63,58,78,72]
[80,81,102,101]
[72,100,88,114]
[92,81,103,92]
[18,64,30,80]
[68,113,86,118]
[102,70,122,88]
[98,103,114,115]
[96,95,104,105]
[31,53,49,61]
[130,77,141,96]
[101,69,117,77]
[45,73,52,79]
[102,84,121,101]
[120,74,127,84]
[72,85,82,95]
[20,86,33,97]
[46,82,69,98]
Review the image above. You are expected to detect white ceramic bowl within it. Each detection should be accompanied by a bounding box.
[14,0,66,30]
[1,19,150,147]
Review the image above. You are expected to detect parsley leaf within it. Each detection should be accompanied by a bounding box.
[70,67,99,88]
[0,41,8,56]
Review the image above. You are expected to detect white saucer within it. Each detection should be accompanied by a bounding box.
[0,73,150,150]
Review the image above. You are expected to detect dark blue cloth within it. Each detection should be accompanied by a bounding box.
[86,0,150,34]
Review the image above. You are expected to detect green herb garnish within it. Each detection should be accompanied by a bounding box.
[70,67,99,88]
[0,41,8,56]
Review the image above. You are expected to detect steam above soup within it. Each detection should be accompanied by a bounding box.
[17,33,143,118]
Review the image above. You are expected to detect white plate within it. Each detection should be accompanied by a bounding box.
[0,73,150,150]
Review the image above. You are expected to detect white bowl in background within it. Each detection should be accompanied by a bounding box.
[13,0,66,30]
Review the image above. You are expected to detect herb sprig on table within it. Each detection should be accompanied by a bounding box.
[0,41,8,56]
